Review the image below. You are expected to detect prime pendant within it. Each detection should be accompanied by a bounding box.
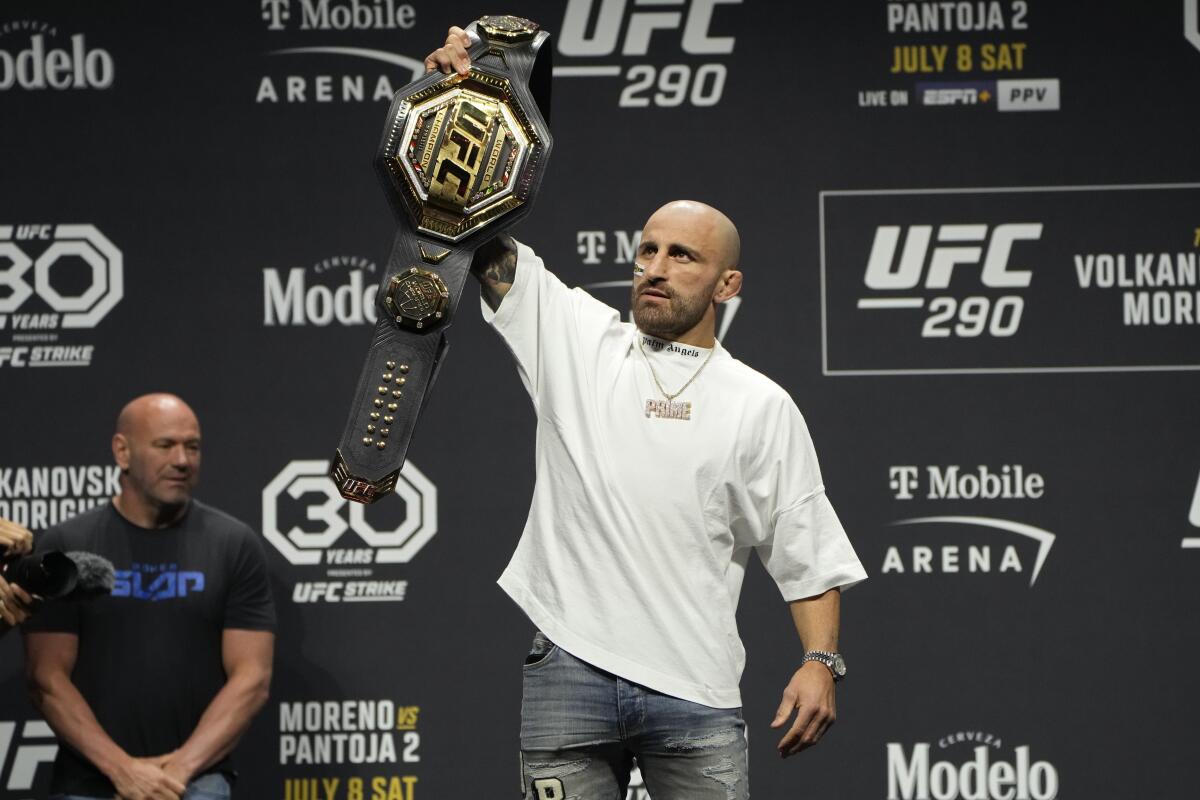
[645,398,692,421]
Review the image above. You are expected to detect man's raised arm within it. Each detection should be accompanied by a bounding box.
[423,27,519,312]
[472,234,518,311]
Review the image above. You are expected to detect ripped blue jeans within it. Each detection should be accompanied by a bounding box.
[520,633,748,800]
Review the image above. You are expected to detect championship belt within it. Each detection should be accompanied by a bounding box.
[331,15,553,503]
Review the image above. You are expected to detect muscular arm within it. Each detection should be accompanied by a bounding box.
[25,632,186,799]
[770,588,842,758]
[428,29,518,312]
[163,629,274,785]
[471,234,518,311]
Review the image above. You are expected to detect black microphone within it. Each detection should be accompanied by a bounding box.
[1,550,116,600]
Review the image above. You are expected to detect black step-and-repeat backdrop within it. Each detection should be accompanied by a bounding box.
[3,2,1199,798]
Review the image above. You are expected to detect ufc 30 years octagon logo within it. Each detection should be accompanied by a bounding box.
[262,459,436,566]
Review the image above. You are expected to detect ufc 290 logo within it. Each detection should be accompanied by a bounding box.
[555,0,742,108]
[0,225,123,328]
[860,223,1042,338]
[262,459,437,565]
[0,720,56,794]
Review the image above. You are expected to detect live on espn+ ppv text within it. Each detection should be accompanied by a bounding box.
[2,1,1199,799]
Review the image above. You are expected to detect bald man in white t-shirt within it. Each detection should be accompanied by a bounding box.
[430,28,867,800]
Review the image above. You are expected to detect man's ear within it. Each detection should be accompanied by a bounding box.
[112,433,130,471]
[714,269,743,304]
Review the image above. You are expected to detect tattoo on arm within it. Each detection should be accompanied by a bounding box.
[471,235,517,310]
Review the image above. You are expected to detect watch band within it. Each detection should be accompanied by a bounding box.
[331,15,554,503]
[802,650,846,682]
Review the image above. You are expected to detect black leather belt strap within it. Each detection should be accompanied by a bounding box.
[332,15,553,503]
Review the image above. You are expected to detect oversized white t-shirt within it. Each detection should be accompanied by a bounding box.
[482,241,867,708]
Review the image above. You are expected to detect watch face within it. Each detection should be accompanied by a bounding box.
[833,654,847,676]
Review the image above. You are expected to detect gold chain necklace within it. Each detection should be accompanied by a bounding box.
[638,335,715,401]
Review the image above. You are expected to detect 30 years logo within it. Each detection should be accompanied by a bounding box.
[0,225,123,369]
[262,459,436,566]
[262,459,437,603]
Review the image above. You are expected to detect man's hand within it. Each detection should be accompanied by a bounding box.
[0,517,33,557]
[770,661,836,758]
[0,575,35,627]
[111,756,186,800]
[159,756,193,789]
[423,26,473,75]
[143,751,188,784]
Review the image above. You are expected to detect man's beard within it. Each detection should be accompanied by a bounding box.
[630,282,710,341]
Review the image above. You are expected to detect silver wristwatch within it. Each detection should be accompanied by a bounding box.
[803,650,846,682]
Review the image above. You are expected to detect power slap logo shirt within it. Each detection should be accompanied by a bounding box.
[25,501,275,796]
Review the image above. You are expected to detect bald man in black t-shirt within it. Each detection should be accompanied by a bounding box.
[23,394,276,800]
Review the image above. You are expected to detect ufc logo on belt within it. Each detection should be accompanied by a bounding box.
[431,100,495,203]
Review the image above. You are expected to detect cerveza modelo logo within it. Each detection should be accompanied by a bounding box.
[0,20,114,91]
[262,255,379,326]
[112,562,205,601]
[256,0,423,104]
[887,729,1059,800]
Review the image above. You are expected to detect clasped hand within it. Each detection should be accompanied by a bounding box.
[112,753,189,800]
